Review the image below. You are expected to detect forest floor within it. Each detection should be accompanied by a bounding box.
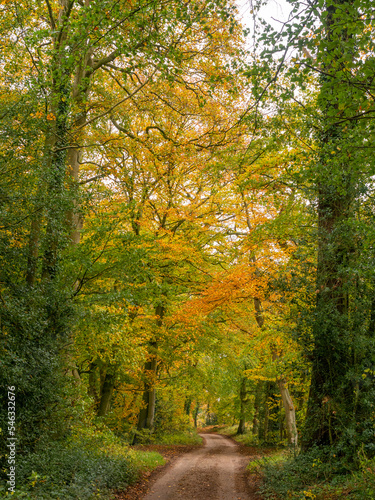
[115,433,267,500]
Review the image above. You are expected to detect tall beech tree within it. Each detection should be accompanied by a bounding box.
[0,0,241,453]
[71,15,246,430]
[301,0,375,452]
[249,0,375,455]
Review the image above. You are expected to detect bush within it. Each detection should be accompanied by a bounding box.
[0,426,164,499]
[255,447,375,500]
[259,447,342,499]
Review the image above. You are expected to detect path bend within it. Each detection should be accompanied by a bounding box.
[143,433,253,500]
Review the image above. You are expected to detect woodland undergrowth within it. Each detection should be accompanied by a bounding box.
[250,446,375,500]
[0,425,164,500]
[0,422,202,499]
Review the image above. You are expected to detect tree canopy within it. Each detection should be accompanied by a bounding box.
[1,0,375,497]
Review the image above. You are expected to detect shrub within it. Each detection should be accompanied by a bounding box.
[1,426,164,499]
[256,447,375,500]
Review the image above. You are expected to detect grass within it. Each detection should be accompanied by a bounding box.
[217,424,239,436]
[131,427,203,446]
[247,450,288,474]
[218,424,280,448]
[155,429,203,445]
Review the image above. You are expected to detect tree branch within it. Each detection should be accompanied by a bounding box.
[75,71,156,131]
[44,0,56,30]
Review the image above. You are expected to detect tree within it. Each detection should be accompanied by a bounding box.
[301,0,375,453]
[0,0,241,455]
[68,10,246,434]
[249,0,375,456]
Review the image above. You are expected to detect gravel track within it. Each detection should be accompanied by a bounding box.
[143,433,255,500]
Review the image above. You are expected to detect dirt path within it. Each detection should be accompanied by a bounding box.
[143,433,256,500]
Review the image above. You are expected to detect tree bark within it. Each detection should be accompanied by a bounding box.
[276,374,298,447]
[135,351,158,430]
[237,374,248,435]
[262,384,270,442]
[26,214,42,286]
[254,297,298,446]
[88,362,99,404]
[184,396,192,416]
[97,370,116,417]
[193,401,200,428]
[66,45,94,245]
[302,0,359,451]
[252,381,262,436]
[135,304,164,437]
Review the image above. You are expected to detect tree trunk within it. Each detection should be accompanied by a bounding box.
[66,46,94,246]
[237,417,246,435]
[97,370,116,417]
[279,399,284,441]
[184,396,192,416]
[277,376,298,447]
[205,402,210,425]
[134,304,164,438]
[252,381,262,436]
[88,362,99,404]
[272,350,298,447]
[239,185,300,446]
[193,401,200,427]
[136,352,158,430]
[26,207,43,286]
[237,375,247,435]
[254,297,298,446]
[262,384,270,442]
[134,351,158,441]
[302,0,359,451]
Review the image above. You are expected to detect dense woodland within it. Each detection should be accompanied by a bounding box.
[1,0,375,498]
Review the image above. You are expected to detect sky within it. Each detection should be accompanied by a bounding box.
[236,0,292,35]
